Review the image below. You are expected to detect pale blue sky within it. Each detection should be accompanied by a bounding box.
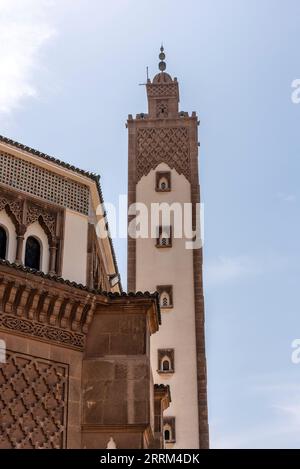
[1,0,299,448]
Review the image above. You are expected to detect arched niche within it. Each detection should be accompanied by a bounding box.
[23,221,49,273]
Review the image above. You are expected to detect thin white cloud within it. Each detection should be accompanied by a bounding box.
[277,192,296,202]
[204,255,261,286]
[204,252,290,287]
[0,0,56,114]
[273,403,300,425]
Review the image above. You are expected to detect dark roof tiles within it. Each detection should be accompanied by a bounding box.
[0,259,160,311]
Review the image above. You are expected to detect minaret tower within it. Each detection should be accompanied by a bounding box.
[127,47,209,449]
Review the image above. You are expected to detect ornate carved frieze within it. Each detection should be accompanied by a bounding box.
[0,350,68,448]
[0,273,96,350]
[136,127,190,181]
[0,187,58,238]
[26,203,56,240]
[0,314,84,348]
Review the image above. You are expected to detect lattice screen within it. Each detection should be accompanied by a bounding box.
[0,152,89,214]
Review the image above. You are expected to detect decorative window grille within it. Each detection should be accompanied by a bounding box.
[157,285,173,308]
[156,226,172,247]
[162,294,169,307]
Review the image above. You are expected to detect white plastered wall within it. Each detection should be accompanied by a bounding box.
[135,162,199,449]
[62,209,88,285]
[23,221,50,273]
[0,209,17,262]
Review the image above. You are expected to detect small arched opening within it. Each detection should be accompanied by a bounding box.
[25,236,41,270]
[162,357,171,372]
[159,176,169,191]
[164,425,172,442]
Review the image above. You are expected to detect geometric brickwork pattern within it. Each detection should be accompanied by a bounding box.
[0,351,68,448]
[0,152,89,215]
[136,128,190,182]
[147,83,178,98]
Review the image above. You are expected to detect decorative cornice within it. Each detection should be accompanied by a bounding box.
[0,271,95,350]
[0,261,161,349]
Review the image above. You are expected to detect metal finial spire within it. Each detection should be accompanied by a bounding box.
[158,44,166,72]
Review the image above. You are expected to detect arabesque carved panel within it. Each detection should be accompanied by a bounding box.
[136,128,190,181]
